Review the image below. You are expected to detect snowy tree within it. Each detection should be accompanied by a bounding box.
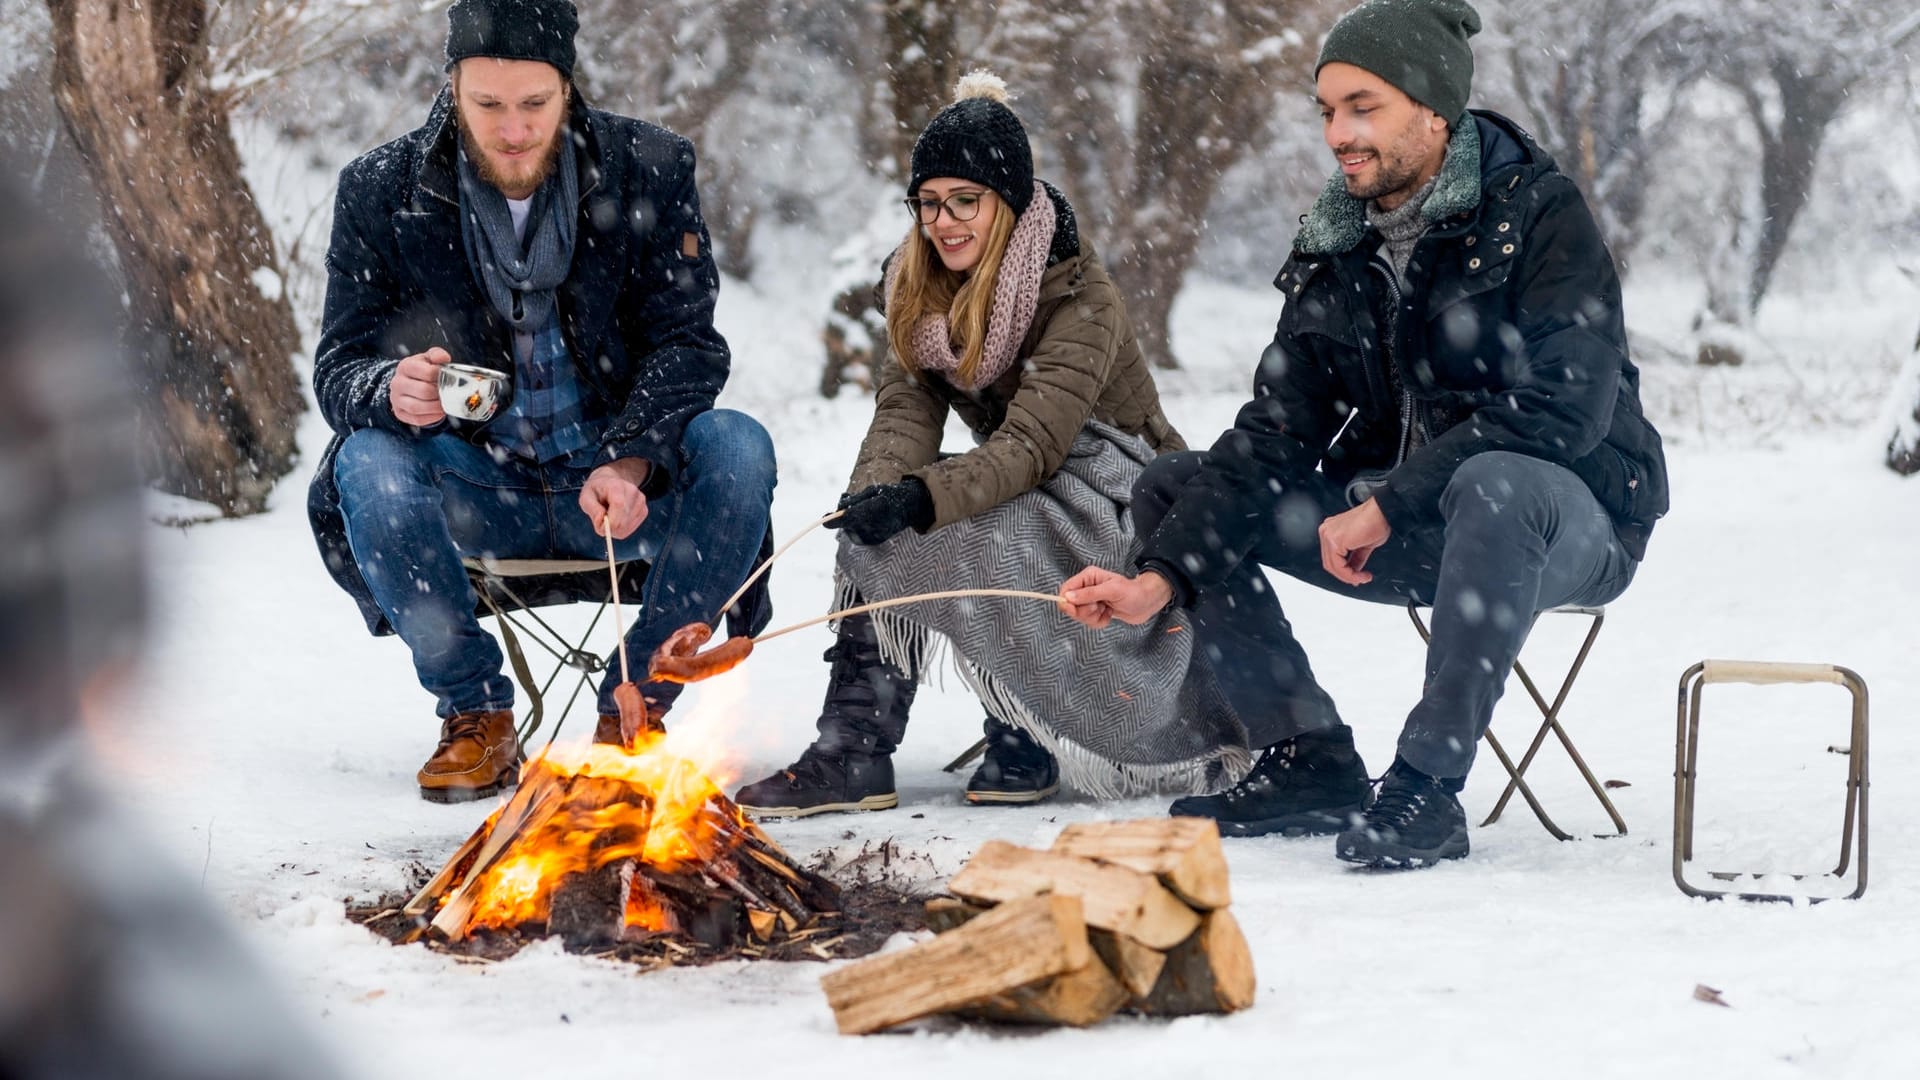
[991,0,1331,370]
[573,0,779,277]
[42,0,330,516]
[1692,0,1920,358]
[1497,0,1712,271]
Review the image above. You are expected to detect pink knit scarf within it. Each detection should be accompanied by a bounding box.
[884,180,1056,391]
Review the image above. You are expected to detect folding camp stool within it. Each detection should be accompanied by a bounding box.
[1407,602,1628,841]
[462,556,648,747]
[1673,660,1869,902]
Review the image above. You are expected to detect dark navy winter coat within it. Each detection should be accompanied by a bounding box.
[1141,110,1668,596]
[308,88,752,636]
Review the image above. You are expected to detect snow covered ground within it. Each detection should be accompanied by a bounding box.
[111,261,1920,1079]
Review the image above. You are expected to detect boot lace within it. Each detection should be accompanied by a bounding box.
[438,712,495,751]
[1365,772,1434,830]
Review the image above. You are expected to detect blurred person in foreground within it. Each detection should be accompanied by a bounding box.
[733,73,1247,817]
[1061,0,1667,867]
[0,170,337,1077]
[310,0,777,802]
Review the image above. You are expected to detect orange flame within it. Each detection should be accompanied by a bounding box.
[461,729,747,935]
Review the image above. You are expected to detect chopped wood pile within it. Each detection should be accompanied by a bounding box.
[820,818,1255,1033]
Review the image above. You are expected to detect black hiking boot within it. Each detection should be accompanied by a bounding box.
[734,613,914,818]
[734,746,898,817]
[1168,726,1370,837]
[965,717,1060,805]
[1336,758,1470,867]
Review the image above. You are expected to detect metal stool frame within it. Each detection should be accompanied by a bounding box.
[463,556,642,748]
[1408,603,1627,841]
[1673,660,1869,902]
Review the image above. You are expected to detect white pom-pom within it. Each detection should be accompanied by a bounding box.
[952,70,1011,105]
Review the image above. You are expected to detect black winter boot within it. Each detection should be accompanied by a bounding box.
[965,717,1060,805]
[1335,758,1469,867]
[734,614,915,818]
[1168,726,1371,837]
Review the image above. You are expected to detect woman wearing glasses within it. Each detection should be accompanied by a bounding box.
[735,73,1247,817]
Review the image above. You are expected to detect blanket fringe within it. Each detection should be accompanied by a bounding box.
[834,575,1250,797]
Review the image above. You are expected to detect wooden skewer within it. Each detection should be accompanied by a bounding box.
[604,515,630,686]
[710,508,845,626]
[752,589,1064,646]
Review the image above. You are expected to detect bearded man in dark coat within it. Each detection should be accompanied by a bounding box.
[1062,0,1667,867]
[310,0,776,801]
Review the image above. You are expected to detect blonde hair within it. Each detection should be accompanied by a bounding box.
[885,192,1018,386]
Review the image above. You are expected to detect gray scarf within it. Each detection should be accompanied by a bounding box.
[457,135,578,334]
[1367,172,1440,286]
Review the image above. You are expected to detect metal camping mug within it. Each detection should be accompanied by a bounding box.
[437,362,510,422]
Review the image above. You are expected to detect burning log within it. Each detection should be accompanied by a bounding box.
[820,818,1255,1034]
[405,733,840,954]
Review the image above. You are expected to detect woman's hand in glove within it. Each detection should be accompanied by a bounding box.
[828,478,936,546]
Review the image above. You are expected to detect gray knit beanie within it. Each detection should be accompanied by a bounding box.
[1316,0,1481,122]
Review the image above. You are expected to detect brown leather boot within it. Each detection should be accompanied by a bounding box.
[417,710,519,803]
[592,705,667,748]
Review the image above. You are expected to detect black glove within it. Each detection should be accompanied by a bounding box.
[829,478,936,546]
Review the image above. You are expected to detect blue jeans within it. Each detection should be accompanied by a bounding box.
[1133,450,1636,780]
[333,409,776,719]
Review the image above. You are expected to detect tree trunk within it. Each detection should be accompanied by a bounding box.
[1746,61,1849,316]
[47,0,303,517]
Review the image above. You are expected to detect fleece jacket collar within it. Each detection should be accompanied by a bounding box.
[1292,116,1483,256]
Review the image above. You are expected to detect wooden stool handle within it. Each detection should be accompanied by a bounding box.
[1698,659,1846,686]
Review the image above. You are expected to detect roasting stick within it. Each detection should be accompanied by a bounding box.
[604,514,631,686]
[709,508,846,626]
[754,588,1064,645]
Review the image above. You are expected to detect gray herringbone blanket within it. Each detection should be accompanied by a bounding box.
[834,421,1250,797]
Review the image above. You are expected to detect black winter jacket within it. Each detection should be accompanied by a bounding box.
[1141,111,1667,600]
[308,89,763,636]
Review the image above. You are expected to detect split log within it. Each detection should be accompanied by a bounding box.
[925,898,1163,999]
[1051,818,1231,911]
[404,823,488,918]
[1133,909,1256,1016]
[1088,929,1168,999]
[431,776,570,940]
[821,894,1094,1035]
[947,840,1200,949]
[959,950,1129,1027]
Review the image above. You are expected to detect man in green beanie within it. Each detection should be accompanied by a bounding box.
[1061,0,1669,868]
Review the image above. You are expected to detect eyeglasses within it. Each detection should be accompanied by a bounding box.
[904,191,988,224]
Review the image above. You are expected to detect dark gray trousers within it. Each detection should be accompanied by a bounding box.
[1132,450,1636,780]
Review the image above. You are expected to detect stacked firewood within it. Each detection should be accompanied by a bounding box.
[821,818,1254,1033]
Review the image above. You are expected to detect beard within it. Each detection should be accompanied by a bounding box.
[1335,118,1436,204]
[458,117,565,199]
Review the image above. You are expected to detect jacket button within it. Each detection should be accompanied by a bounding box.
[1497,222,1511,233]
[1469,257,1482,270]
[1465,236,1477,246]
[1293,285,1303,294]
[1502,243,1515,255]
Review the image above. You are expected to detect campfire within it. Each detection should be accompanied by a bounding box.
[396,730,843,954]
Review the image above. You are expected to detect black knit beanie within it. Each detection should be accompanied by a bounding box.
[1316,0,1481,122]
[907,72,1035,215]
[445,0,580,79]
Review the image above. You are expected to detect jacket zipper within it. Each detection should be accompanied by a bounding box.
[1369,254,1419,468]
